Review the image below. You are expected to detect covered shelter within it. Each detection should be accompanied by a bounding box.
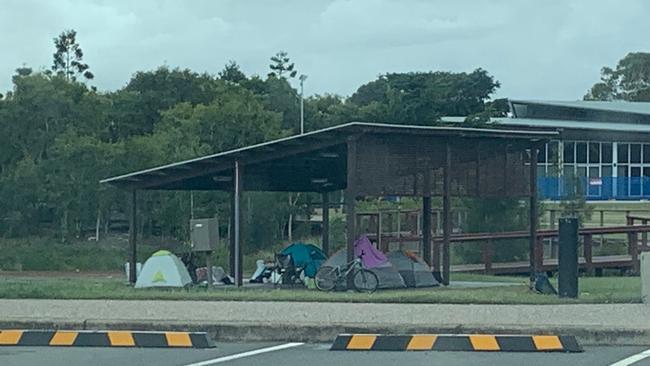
[101,122,558,287]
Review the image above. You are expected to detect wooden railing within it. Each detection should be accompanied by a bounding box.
[366,224,650,275]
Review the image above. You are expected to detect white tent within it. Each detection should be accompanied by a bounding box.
[135,250,192,288]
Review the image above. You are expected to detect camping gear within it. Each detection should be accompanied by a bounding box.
[278,243,327,278]
[322,250,406,289]
[534,272,557,295]
[275,252,303,285]
[315,256,379,293]
[135,250,192,288]
[386,251,439,288]
[354,235,388,269]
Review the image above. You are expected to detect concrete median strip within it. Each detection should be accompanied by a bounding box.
[330,334,583,352]
[0,330,215,348]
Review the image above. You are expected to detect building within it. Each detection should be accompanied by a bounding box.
[444,99,650,201]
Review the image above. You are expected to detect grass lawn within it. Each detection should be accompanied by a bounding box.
[0,272,640,304]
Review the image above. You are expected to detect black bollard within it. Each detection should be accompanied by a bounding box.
[558,217,579,298]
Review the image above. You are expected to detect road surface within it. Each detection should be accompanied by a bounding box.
[1,342,649,366]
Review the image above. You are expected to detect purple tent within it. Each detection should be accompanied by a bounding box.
[354,235,388,269]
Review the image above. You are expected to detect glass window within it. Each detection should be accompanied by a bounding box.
[589,142,600,163]
[602,165,612,177]
[631,144,641,163]
[618,165,629,177]
[644,144,650,163]
[589,166,599,178]
[563,165,575,178]
[537,145,546,163]
[602,143,612,163]
[564,142,575,163]
[548,165,559,177]
[618,143,629,163]
[537,166,546,177]
[576,142,587,163]
[577,166,587,177]
[548,141,559,164]
[644,167,650,177]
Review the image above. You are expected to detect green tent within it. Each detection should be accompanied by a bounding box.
[135,250,192,288]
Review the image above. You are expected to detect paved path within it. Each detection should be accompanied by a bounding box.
[1,343,649,366]
[1,299,649,344]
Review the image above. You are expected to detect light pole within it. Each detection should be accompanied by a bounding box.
[299,74,308,134]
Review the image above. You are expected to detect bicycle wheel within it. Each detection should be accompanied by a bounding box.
[353,269,379,294]
[315,266,338,291]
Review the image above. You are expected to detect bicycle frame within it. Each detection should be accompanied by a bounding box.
[333,258,362,283]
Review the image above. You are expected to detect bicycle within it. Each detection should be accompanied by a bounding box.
[315,256,379,293]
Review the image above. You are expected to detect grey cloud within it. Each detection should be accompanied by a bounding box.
[1,0,649,100]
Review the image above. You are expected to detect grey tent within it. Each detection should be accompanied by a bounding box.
[321,249,406,289]
[386,251,439,288]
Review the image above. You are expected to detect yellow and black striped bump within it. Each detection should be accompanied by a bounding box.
[0,330,215,348]
[331,334,582,352]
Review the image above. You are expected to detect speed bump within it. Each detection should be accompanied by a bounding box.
[330,334,582,352]
[0,330,215,348]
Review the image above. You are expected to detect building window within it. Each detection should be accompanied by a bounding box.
[631,144,641,164]
[589,142,600,163]
[602,143,613,163]
[618,143,629,163]
[576,142,587,164]
[564,142,575,163]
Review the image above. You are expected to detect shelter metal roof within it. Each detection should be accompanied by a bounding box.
[509,99,650,116]
[440,116,650,134]
[101,122,557,192]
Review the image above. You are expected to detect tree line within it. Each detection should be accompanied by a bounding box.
[1,29,648,251]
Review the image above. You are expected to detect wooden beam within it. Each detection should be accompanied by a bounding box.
[345,137,358,288]
[128,190,137,284]
[322,192,330,256]
[529,146,539,282]
[442,142,451,286]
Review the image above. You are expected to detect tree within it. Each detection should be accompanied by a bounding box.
[268,51,297,79]
[52,30,94,81]
[585,52,650,101]
[219,60,246,83]
[349,69,500,125]
[113,67,223,138]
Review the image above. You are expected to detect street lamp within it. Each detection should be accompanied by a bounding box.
[299,74,308,134]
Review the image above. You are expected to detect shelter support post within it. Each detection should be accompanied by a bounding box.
[422,196,432,267]
[530,145,540,282]
[442,142,451,286]
[128,190,137,284]
[233,160,243,287]
[229,192,235,278]
[322,192,330,256]
[346,137,358,288]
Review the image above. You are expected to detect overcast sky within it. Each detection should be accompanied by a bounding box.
[2,0,649,100]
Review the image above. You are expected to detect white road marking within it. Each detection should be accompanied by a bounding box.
[183,342,305,366]
[609,348,650,366]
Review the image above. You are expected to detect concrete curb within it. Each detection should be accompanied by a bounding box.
[1,319,648,346]
[0,329,215,348]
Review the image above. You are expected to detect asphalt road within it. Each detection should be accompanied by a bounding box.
[1,342,649,366]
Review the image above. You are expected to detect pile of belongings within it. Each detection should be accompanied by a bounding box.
[250,242,327,285]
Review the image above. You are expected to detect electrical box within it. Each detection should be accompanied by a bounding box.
[190,218,219,252]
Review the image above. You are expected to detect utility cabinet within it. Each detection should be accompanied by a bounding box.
[190,218,219,252]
